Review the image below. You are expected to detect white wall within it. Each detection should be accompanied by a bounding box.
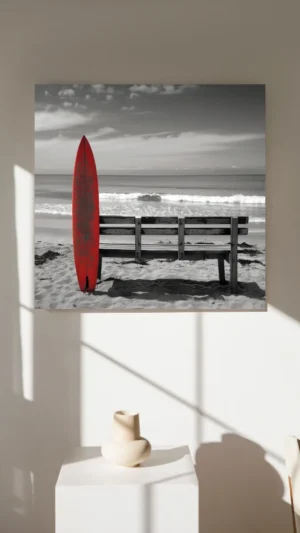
[1,1,300,532]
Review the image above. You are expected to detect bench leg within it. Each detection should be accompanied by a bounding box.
[218,257,226,284]
[230,252,238,293]
[97,252,102,281]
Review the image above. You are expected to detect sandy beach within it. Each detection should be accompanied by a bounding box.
[34,175,266,311]
[35,234,266,310]
[34,179,266,311]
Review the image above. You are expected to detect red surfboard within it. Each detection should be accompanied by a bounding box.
[72,136,99,291]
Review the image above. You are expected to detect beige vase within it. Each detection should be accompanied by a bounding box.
[102,411,151,467]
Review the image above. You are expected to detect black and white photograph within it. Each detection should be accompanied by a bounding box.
[35,84,266,310]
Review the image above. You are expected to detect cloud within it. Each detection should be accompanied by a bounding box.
[160,85,182,95]
[35,130,264,172]
[87,131,264,158]
[160,84,198,95]
[92,84,105,93]
[129,84,160,94]
[85,94,91,100]
[127,84,198,97]
[121,106,135,111]
[58,88,75,97]
[44,90,50,96]
[35,108,93,132]
[63,102,73,108]
[135,110,154,115]
[74,102,87,110]
[140,131,173,139]
[129,92,140,99]
[73,84,83,89]
[106,94,113,101]
[88,127,118,140]
[91,84,116,95]
[44,104,57,112]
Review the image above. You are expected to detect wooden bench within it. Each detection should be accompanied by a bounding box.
[98,216,249,293]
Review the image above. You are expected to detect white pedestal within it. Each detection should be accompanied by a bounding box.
[56,445,198,533]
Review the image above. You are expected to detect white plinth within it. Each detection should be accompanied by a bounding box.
[56,445,198,533]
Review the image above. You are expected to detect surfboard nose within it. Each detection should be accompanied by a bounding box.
[80,135,90,148]
[78,135,88,151]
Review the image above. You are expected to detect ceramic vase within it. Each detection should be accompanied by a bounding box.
[102,411,151,467]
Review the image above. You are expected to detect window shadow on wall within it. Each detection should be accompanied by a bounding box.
[0,158,32,533]
[195,434,292,533]
[82,335,291,533]
[0,157,81,533]
[33,311,81,533]
[194,311,292,533]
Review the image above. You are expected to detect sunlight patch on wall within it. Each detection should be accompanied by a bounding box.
[14,165,34,400]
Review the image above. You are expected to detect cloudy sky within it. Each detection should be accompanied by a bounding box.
[35,84,265,174]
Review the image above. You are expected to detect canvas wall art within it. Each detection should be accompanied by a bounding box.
[35,84,265,310]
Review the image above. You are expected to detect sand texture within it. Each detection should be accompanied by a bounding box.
[35,240,266,311]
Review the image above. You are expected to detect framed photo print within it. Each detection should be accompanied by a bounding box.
[35,84,265,311]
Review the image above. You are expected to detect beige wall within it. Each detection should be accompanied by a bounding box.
[1,1,300,532]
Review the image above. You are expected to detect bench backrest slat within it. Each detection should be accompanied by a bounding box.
[101,227,177,235]
[101,226,248,236]
[185,216,248,225]
[185,228,248,236]
[142,216,178,224]
[100,216,135,224]
[100,215,249,225]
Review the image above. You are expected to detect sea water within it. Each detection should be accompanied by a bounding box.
[35,173,265,223]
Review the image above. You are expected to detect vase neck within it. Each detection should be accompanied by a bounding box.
[113,411,141,442]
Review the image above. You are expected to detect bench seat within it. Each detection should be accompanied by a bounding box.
[100,242,230,261]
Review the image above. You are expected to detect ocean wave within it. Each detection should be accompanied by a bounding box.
[100,192,265,205]
[35,202,265,223]
[35,203,71,216]
[249,217,265,224]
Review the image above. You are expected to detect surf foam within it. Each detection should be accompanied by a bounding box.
[100,192,265,204]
